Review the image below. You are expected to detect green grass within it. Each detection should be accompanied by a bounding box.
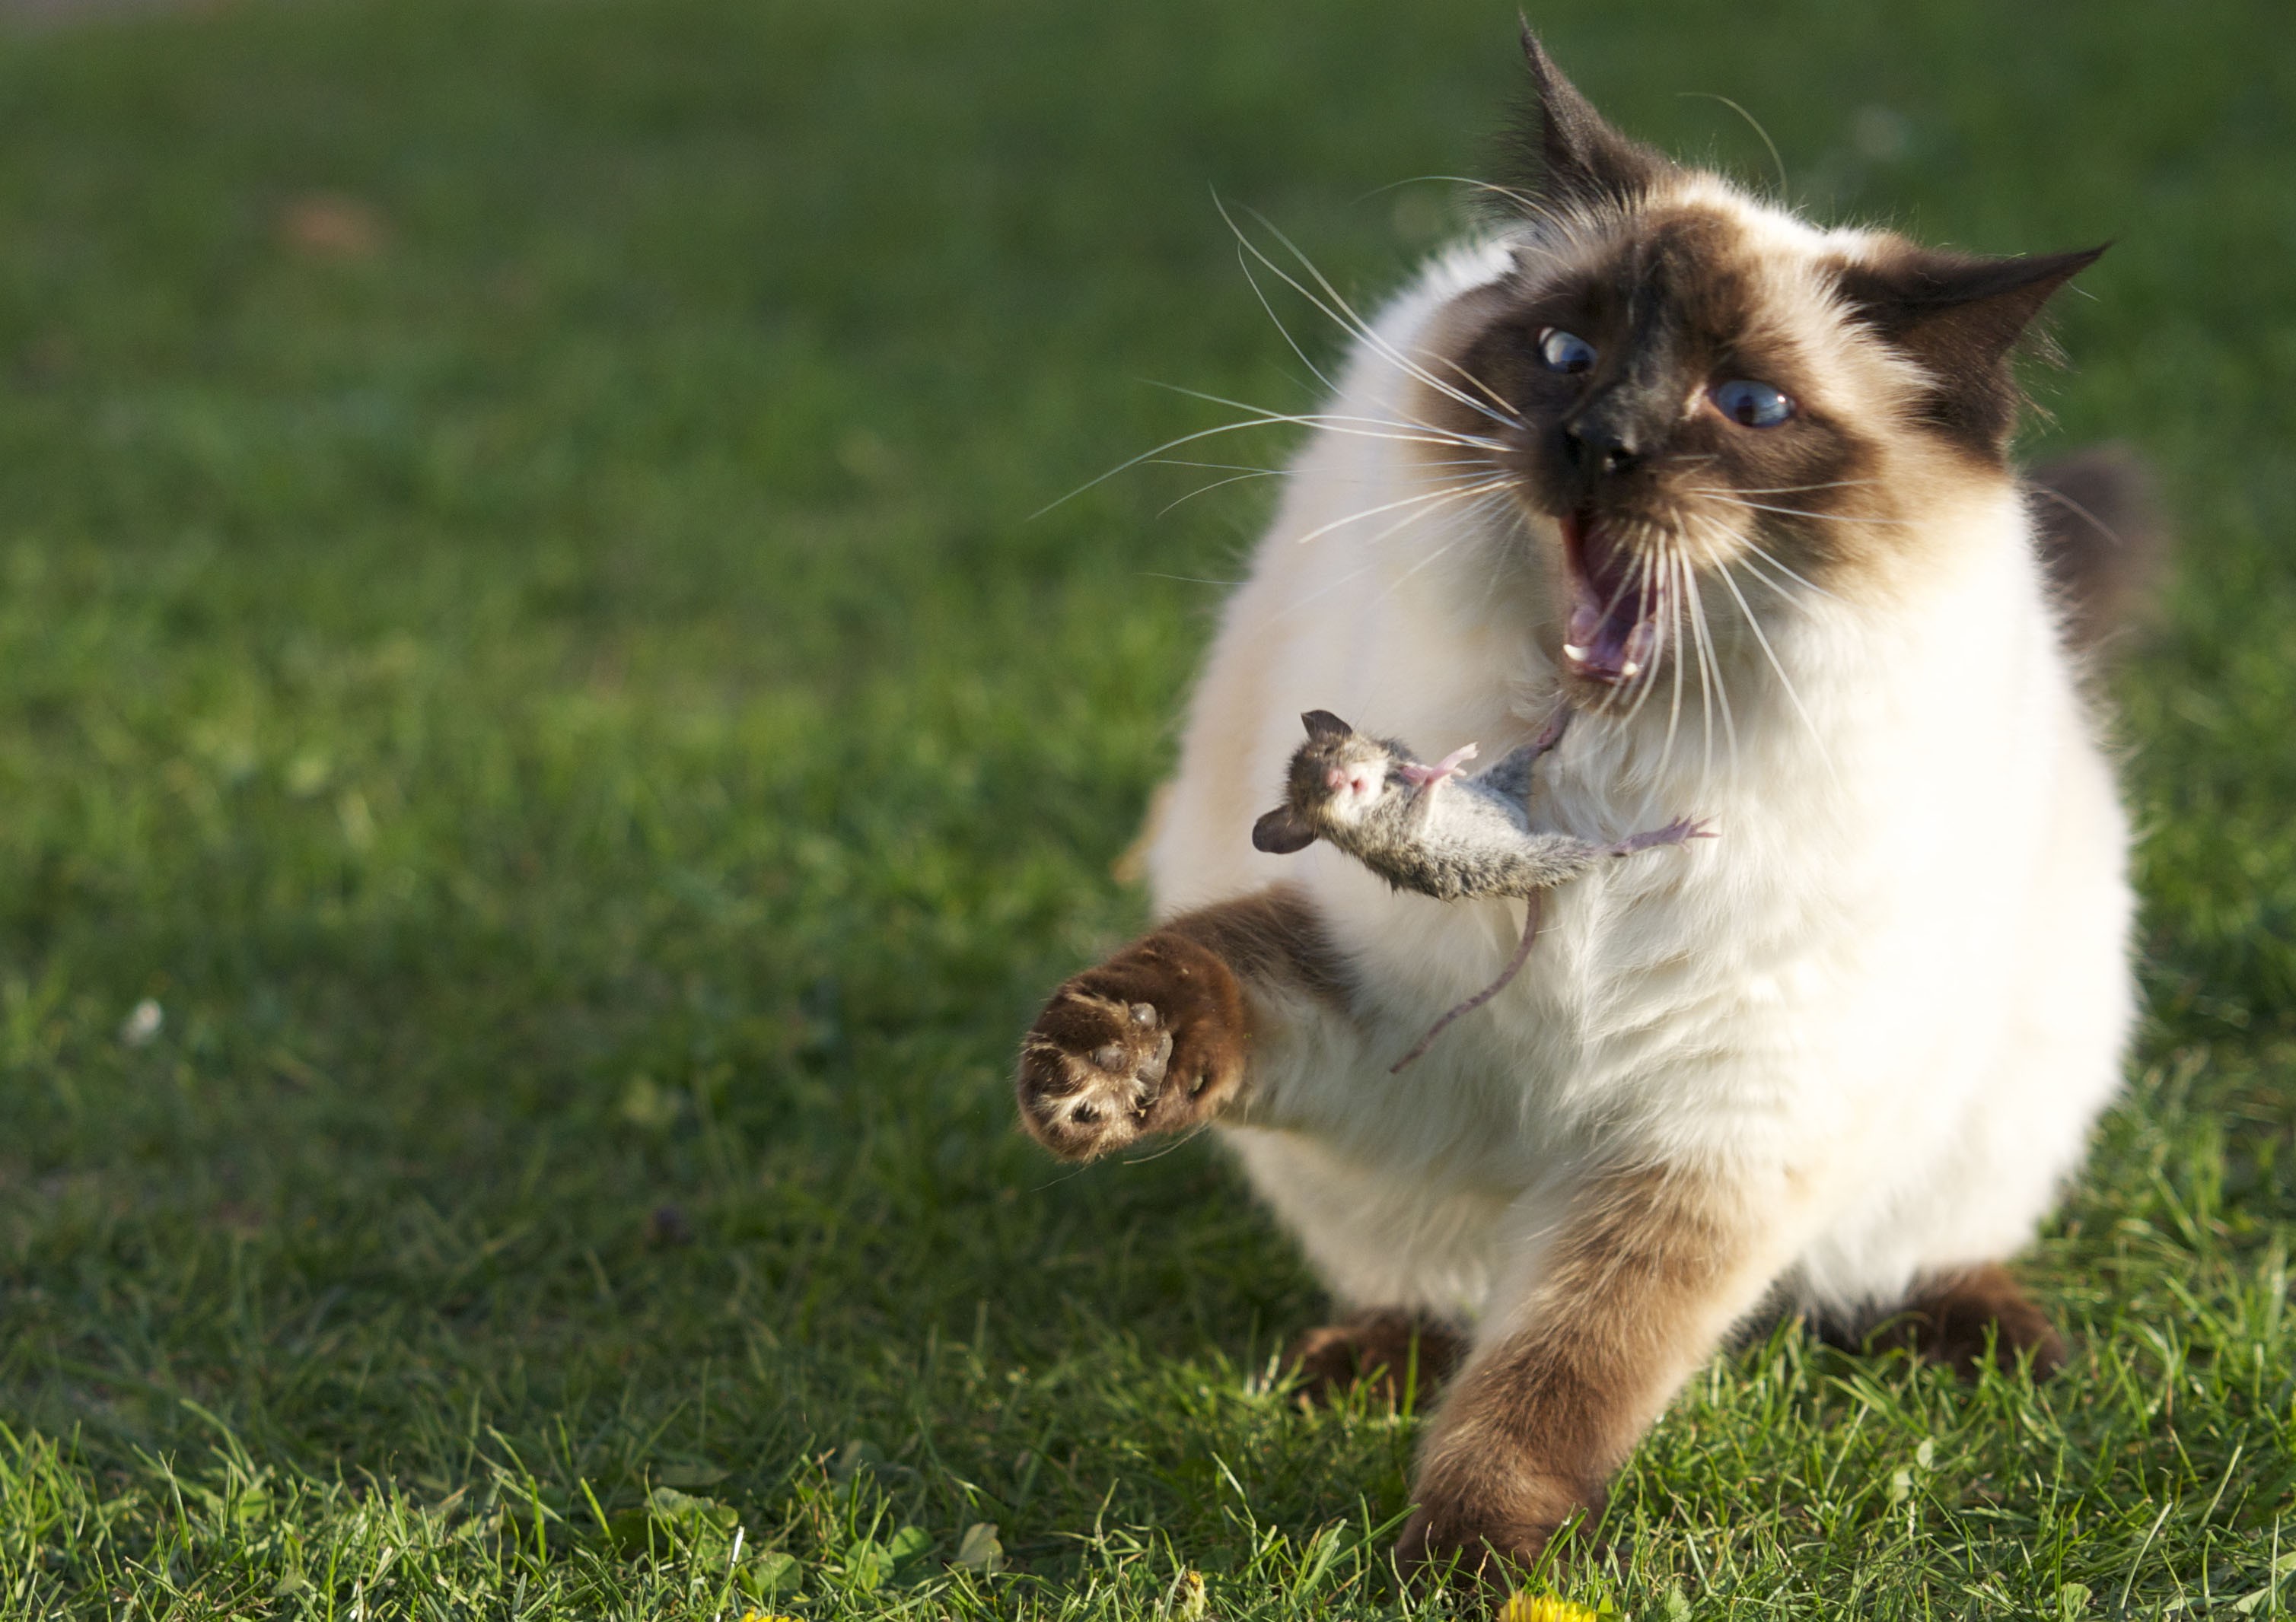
[0,0,2288,1614]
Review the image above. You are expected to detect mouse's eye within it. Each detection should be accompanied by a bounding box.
[1537,328,1597,375]
[1710,378,1795,428]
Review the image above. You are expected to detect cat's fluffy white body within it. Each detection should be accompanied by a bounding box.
[1143,206,2134,1331]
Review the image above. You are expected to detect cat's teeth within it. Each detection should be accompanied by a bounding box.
[1620,659,1642,678]
[1562,643,1587,662]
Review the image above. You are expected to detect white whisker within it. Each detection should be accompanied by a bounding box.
[1220,197,1527,436]
[1288,475,1515,548]
[1234,245,1341,399]
[1657,547,1686,802]
[1157,469,1286,516]
[1690,479,1887,497]
[1035,402,1485,520]
[1617,544,1667,732]
[1149,382,1511,451]
[1271,485,1516,624]
[1733,534,1842,602]
[1710,547,1842,788]
[1689,493,1913,526]
[1681,555,1738,778]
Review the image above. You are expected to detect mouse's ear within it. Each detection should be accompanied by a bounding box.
[1252,806,1318,854]
[1301,710,1352,742]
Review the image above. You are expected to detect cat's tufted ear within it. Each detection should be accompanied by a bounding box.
[1838,243,2107,452]
[1508,25,1673,211]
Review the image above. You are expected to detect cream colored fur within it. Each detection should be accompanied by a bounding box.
[1143,187,2135,1343]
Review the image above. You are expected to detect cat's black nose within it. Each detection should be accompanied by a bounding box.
[1562,418,1641,475]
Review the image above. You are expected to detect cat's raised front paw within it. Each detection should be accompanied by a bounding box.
[1015,931,1247,1160]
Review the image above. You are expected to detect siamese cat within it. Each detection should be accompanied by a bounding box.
[1017,29,2151,1585]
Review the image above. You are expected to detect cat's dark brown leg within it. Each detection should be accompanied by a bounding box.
[1852,1262,2067,1379]
[1396,1164,1783,1589]
[1015,883,1347,1161]
[1286,1312,1466,1407]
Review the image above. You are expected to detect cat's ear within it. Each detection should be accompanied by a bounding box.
[1508,24,1671,211]
[1838,243,2107,450]
[1253,806,1319,856]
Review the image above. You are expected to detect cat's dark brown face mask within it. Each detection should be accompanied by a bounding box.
[1424,30,2101,692]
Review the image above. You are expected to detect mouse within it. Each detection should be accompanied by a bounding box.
[1252,708,1708,1067]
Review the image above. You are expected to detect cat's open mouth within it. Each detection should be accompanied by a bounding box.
[1559,510,1662,684]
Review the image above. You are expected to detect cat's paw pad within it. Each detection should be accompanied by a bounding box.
[1015,937,1244,1159]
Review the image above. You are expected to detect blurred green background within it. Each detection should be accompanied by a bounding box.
[0,0,2288,1614]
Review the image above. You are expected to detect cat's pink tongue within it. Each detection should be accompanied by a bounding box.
[1559,512,1661,683]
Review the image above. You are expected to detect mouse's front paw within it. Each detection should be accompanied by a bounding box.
[1015,931,1247,1160]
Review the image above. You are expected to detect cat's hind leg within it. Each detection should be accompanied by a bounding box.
[1819,1262,2066,1378]
[1285,1312,1467,1407]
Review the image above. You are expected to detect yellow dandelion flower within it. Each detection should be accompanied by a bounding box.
[1499,1593,1601,1622]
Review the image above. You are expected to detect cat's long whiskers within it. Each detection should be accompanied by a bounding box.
[1231,222,1515,433]
[1681,555,1738,778]
[1710,546,1842,787]
[1148,382,1511,451]
[1235,246,1341,400]
[1148,458,1291,475]
[1148,454,1486,482]
[1033,403,1494,520]
[1655,547,1687,801]
[1731,534,1842,603]
[1430,348,1523,423]
[1693,479,1887,497]
[1221,199,1528,435]
[1149,454,1490,510]
[1226,202,1492,420]
[1594,531,1654,722]
[1271,483,1514,624]
[1682,556,1717,788]
[1358,174,1570,231]
[1731,549,1842,620]
[1617,545,1667,733]
[1157,468,1288,516]
[1689,493,1914,526]
[1287,474,1514,549]
[1348,482,1517,559]
[1234,245,1517,453]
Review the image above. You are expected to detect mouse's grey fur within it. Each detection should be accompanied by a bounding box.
[1253,708,1701,900]
[1253,708,1705,1070]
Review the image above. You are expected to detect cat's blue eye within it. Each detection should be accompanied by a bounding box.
[1537,327,1597,375]
[1711,378,1794,428]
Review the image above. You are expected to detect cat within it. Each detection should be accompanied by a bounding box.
[1015,27,2155,1586]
